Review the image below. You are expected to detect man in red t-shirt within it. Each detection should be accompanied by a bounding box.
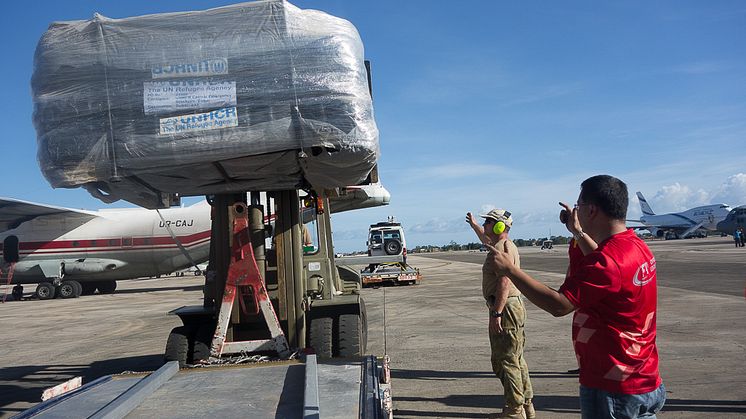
[485,175,665,418]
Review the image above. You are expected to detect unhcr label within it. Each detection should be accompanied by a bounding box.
[143,80,236,114]
[159,107,238,135]
[151,58,228,79]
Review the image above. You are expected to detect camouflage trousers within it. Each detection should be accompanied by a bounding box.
[489,296,533,407]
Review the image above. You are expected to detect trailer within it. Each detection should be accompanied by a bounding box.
[337,255,422,286]
[17,356,392,419]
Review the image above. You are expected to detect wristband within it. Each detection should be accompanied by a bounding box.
[489,309,503,318]
[573,231,586,241]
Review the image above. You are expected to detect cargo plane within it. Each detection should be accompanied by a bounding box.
[1,183,390,301]
[629,191,732,239]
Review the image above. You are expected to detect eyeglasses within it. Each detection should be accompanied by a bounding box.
[574,202,591,209]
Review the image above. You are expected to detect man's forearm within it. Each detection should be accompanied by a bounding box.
[506,266,575,317]
[470,224,490,245]
[574,233,598,256]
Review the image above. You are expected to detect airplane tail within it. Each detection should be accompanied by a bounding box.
[636,192,655,216]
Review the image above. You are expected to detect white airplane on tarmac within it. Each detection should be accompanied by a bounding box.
[0,183,390,302]
[629,191,732,239]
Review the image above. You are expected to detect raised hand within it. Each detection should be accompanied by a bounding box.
[559,201,582,236]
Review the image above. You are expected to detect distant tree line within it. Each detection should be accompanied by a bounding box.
[410,236,573,252]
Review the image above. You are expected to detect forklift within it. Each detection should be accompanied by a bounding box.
[165,190,367,365]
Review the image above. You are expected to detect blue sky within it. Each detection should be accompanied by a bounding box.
[1,1,745,252]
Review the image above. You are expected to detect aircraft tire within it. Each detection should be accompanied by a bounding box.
[97,281,117,294]
[36,282,56,300]
[70,280,82,298]
[58,281,78,299]
[309,317,333,359]
[165,325,193,367]
[80,283,97,295]
[11,285,23,301]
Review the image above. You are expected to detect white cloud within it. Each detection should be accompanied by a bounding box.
[650,182,709,212]
[712,173,746,206]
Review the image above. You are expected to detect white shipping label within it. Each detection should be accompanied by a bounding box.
[144,80,236,114]
[159,107,238,135]
[151,58,228,79]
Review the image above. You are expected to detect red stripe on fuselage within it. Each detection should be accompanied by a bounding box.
[16,230,211,252]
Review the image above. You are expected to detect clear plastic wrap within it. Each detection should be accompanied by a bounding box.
[32,0,379,208]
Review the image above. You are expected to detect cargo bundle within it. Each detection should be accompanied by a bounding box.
[32,0,378,208]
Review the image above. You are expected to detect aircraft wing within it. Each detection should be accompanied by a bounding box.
[0,197,99,232]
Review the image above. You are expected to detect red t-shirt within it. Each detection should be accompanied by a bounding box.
[567,238,584,276]
[560,229,662,394]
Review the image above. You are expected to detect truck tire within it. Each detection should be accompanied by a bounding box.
[36,282,56,300]
[384,240,402,255]
[338,314,364,357]
[58,281,78,299]
[309,317,333,359]
[97,281,117,294]
[165,326,193,367]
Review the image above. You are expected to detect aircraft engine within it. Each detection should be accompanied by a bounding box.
[62,259,124,275]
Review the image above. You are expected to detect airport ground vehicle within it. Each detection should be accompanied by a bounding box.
[367,219,406,257]
[336,219,421,286]
[541,240,553,250]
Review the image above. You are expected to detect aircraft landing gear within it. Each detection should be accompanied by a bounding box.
[58,280,82,298]
[97,280,117,294]
[11,285,23,301]
[36,282,56,300]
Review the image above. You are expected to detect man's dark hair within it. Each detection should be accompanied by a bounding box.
[580,175,628,220]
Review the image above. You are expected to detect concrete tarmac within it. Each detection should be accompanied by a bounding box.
[1,237,745,418]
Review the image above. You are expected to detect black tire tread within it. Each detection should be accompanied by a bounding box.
[338,314,363,357]
[165,326,192,367]
[309,317,333,359]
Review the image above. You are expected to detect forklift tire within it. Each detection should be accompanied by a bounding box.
[337,314,364,357]
[165,326,193,367]
[97,281,117,294]
[192,323,214,363]
[80,282,97,295]
[58,281,78,299]
[36,282,56,300]
[309,317,333,359]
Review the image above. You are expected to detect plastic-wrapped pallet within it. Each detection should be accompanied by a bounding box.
[32,0,379,208]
